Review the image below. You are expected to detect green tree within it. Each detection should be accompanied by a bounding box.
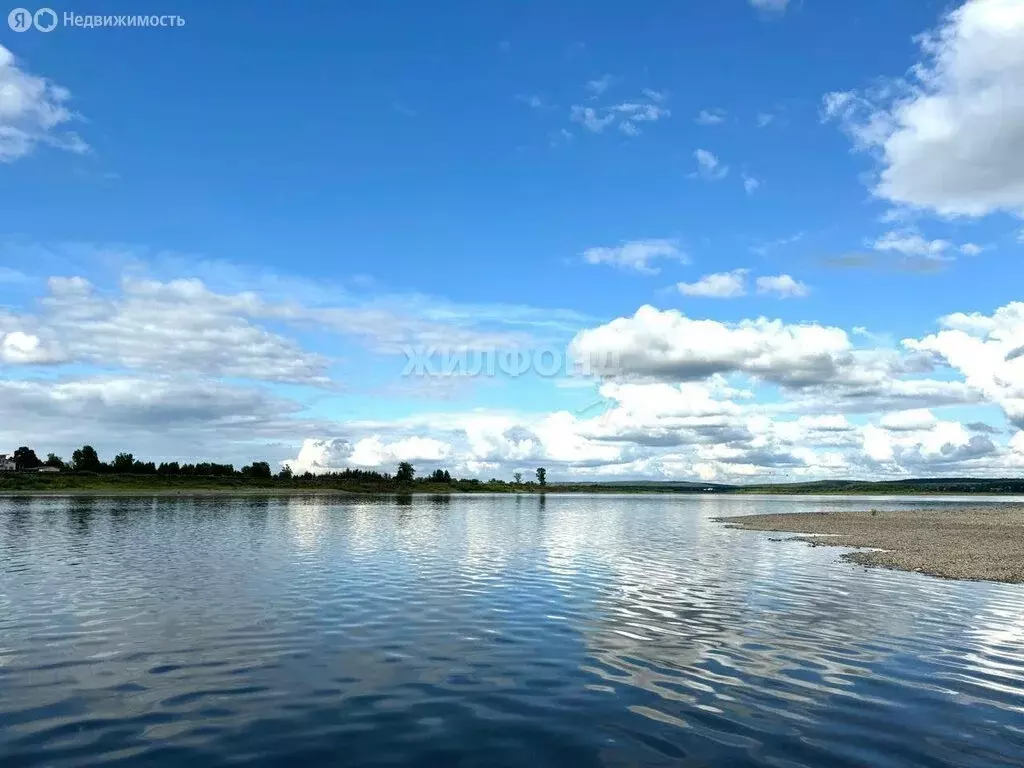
[396,462,415,483]
[112,452,135,472]
[536,467,547,486]
[72,445,102,472]
[513,472,522,485]
[44,453,66,469]
[442,470,451,482]
[13,446,41,470]
[242,461,272,479]
[278,464,293,480]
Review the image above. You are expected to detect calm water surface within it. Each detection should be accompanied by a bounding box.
[2,494,1023,767]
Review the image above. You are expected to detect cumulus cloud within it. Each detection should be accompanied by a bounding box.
[1,276,333,384]
[570,305,855,386]
[755,274,810,298]
[585,74,613,97]
[691,149,729,180]
[0,271,551,384]
[570,97,670,135]
[0,44,88,162]
[905,301,1024,427]
[0,330,62,364]
[581,238,686,274]
[0,374,322,467]
[742,174,761,194]
[824,0,1024,216]
[695,109,726,125]
[569,105,616,133]
[5,258,1021,482]
[677,270,749,298]
[872,231,952,258]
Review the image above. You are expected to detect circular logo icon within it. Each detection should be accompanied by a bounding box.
[34,7,57,31]
[7,7,32,31]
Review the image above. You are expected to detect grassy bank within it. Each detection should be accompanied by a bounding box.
[2,473,1023,496]
[0,472,724,496]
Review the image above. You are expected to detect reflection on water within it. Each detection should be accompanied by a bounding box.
[1,494,1023,767]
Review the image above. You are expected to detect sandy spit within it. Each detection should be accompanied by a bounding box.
[718,507,1024,584]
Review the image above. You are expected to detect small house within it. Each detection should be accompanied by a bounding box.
[0,453,16,471]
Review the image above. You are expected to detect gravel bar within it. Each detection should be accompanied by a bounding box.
[719,507,1024,584]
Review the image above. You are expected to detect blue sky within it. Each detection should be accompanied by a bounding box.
[2,0,1023,480]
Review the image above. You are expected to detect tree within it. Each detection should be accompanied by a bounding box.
[242,461,272,479]
[443,470,451,482]
[72,445,102,472]
[112,452,135,472]
[278,464,293,480]
[44,453,66,469]
[513,472,522,485]
[13,446,41,470]
[431,468,446,482]
[536,467,547,486]
[396,462,415,483]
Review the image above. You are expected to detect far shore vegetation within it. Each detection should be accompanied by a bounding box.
[1,445,1023,496]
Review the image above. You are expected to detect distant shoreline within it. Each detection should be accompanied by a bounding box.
[3,475,1024,497]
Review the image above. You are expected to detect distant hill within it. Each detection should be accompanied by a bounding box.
[731,478,1024,495]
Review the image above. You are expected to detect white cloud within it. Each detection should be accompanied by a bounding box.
[642,88,667,102]
[0,330,61,364]
[960,242,984,256]
[570,305,856,387]
[349,436,452,467]
[756,274,810,298]
[0,276,332,384]
[905,301,1024,428]
[570,96,669,136]
[570,105,615,133]
[872,230,951,257]
[677,270,749,298]
[619,121,639,137]
[756,112,775,127]
[5,255,1022,481]
[879,408,939,431]
[581,238,686,274]
[692,149,729,180]
[0,44,88,162]
[585,74,613,97]
[824,0,1024,216]
[742,174,761,194]
[695,109,726,125]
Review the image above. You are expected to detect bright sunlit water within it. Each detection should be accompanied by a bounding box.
[2,493,1023,767]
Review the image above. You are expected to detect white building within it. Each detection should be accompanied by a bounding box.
[0,453,16,471]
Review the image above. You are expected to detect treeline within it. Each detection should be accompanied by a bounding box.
[5,446,551,491]
[9,445,275,479]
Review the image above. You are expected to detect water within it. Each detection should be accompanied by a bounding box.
[2,494,1023,767]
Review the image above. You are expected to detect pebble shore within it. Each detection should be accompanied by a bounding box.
[720,507,1024,584]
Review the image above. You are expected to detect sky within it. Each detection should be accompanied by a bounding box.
[1,0,1023,482]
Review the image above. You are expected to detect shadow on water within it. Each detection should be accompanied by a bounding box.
[67,496,98,537]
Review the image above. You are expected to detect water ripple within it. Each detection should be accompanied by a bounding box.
[1,493,1023,766]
